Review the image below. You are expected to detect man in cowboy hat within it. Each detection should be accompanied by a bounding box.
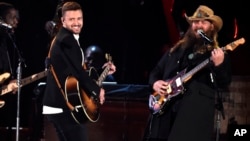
[142,5,231,141]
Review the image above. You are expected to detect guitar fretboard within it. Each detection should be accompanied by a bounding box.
[1,70,48,95]
[180,37,245,83]
[97,66,110,86]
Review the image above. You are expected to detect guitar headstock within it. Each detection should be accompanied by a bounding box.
[224,37,245,51]
[105,53,112,62]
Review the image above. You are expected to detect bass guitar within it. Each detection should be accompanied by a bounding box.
[1,70,48,96]
[65,54,113,123]
[0,100,5,108]
[149,38,245,115]
[1,72,12,108]
[0,72,10,84]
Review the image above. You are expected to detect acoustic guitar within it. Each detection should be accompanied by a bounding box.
[65,54,113,123]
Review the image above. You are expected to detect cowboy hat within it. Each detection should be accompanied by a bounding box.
[185,5,223,31]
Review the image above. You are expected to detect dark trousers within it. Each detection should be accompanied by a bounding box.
[45,111,87,141]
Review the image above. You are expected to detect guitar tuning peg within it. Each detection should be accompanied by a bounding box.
[105,53,112,61]
[105,53,108,60]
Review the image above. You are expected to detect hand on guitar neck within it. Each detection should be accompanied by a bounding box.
[102,61,116,75]
[101,54,116,78]
[92,60,115,105]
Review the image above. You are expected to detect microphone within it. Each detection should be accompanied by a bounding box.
[197,29,213,43]
[0,21,12,29]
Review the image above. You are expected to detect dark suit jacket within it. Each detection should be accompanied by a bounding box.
[43,27,100,110]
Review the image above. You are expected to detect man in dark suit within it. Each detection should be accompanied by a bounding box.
[42,2,116,141]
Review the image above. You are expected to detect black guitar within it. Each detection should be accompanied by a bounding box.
[65,54,113,123]
[148,38,245,115]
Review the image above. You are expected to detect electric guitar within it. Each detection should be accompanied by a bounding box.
[1,70,48,96]
[0,100,5,108]
[1,73,12,108]
[149,38,245,115]
[0,72,10,84]
[65,54,113,123]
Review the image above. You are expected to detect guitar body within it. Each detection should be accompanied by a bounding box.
[0,72,10,84]
[0,100,5,108]
[65,76,100,123]
[149,70,185,115]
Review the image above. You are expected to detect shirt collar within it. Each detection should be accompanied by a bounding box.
[73,34,80,41]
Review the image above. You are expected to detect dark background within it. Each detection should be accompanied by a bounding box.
[2,0,250,84]
[0,0,249,130]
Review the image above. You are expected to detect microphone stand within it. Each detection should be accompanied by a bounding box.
[209,68,225,141]
[203,37,225,141]
[16,60,22,141]
[202,39,224,141]
[215,89,225,141]
[7,30,27,141]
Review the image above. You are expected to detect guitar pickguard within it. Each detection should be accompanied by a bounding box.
[149,70,186,115]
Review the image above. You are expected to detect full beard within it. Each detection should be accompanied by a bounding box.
[183,28,213,54]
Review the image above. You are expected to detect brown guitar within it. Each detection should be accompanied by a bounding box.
[149,38,245,115]
[65,54,112,123]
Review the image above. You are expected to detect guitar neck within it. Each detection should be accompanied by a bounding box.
[181,58,210,83]
[1,70,48,96]
[181,45,234,83]
[96,66,110,86]
[21,71,48,86]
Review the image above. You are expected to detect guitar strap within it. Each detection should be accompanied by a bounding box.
[47,37,74,111]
